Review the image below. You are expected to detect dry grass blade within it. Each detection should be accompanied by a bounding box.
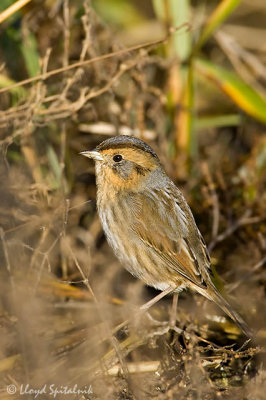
[0,0,32,24]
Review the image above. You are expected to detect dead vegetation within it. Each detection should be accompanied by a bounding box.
[0,1,265,399]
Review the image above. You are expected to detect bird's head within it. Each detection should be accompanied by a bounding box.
[80,135,162,191]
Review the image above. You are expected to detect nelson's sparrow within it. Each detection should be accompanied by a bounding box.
[81,135,251,336]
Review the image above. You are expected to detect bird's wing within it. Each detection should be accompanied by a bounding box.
[131,187,209,289]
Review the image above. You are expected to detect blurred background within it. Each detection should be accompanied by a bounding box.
[0,0,265,399]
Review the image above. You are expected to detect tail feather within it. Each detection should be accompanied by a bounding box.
[204,287,252,337]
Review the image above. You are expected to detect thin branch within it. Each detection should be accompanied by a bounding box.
[63,0,70,68]
[67,243,131,383]
[0,23,189,94]
[202,162,220,240]
[228,256,266,293]
[208,210,264,252]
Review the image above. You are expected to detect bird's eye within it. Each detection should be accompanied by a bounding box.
[113,154,122,162]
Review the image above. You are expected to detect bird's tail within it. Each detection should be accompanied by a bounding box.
[204,286,252,337]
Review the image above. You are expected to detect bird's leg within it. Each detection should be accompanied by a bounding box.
[140,286,174,311]
[110,287,175,339]
[169,292,179,328]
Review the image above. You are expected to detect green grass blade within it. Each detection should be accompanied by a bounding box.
[169,0,191,61]
[92,0,143,27]
[195,58,266,124]
[47,145,62,189]
[196,114,242,130]
[0,73,27,102]
[20,31,40,77]
[197,0,242,49]
[152,0,191,60]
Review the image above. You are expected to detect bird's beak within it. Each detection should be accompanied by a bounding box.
[79,150,104,161]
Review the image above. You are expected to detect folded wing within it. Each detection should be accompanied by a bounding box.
[131,186,210,290]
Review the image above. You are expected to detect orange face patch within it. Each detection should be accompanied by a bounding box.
[96,147,158,192]
[101,147,158,171]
